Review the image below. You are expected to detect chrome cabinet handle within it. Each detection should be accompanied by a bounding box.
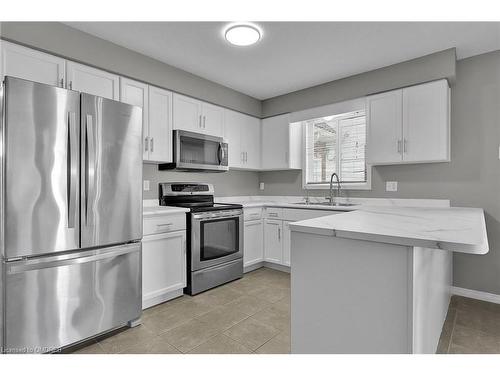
[60,78,64,88]
[268,213,278,217]
[199,115,202,128]
[145,136,149,152]
[69,81,73,90]
[241,152,244,162]
[67,111,78,229]
[397,140,402,154]
[403,139,408,153]
[278,227,281,241]
[85,114,96,226]
[150,137,154,152]
[203,116,206,129]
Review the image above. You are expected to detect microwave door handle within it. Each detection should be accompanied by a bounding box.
[217,142,222,165]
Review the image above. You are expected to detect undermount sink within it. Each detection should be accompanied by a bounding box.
[293,202,357,207]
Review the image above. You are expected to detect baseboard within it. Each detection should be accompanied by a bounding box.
[451,286,500,304]
[263,262,290,273]
[244,262,264,273]
[142,288,184,310]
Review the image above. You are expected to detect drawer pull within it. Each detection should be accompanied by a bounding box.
[268,213,278,217]
[156,223,173,228]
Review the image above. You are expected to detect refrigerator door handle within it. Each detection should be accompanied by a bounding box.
[6,244,140,274]
[85,114,96,226]
[67,111,78,229]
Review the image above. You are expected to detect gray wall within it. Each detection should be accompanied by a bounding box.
[0,22,262,117]
[262,48,456,117]
[143,164,260,200]
[260,51,500,295]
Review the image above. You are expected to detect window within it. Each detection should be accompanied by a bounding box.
[303,110,369,189]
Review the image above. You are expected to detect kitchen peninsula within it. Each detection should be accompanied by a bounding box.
[289,206,489,354]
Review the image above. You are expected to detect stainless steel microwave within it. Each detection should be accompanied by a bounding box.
[159,130,229,172]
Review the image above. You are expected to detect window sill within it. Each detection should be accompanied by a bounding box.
[304,182,372,191]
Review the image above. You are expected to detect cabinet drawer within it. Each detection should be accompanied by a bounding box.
[264,207,283,219]
[143,214,186,236]
[244,207,262,221]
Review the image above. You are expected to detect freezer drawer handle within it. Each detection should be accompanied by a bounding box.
[67,111,78,228]
[7,245,140,274]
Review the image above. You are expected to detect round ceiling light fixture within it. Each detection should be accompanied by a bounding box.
[224,23,262,46]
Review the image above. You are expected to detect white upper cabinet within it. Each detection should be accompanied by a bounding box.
[66,61,119,100]
[120,77,173,163]
[173,93,224,137]
[367,79,450,165]
[402,80,450,163]
[173,93,202,132]
[148,86,173,163]
[261,113,301,170]
[224,110,244,168]
[366,89,403,164]
[1,41,65,87]
[224,109,261,170]
[120,77,149,159]
[201,102,225,136]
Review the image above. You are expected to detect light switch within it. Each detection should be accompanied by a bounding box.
[386,181,398,192]
[143,180,150,191]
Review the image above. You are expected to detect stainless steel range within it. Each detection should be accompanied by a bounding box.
[159,183,243,295]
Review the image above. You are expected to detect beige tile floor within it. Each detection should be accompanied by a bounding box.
[71,267,291,354]
[69,268,500,354]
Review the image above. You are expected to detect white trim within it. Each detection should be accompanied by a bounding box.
[451,286,500,305]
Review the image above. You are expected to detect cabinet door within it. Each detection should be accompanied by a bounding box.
[244,220,264,268]
[202,102,224,136]
[224,109,243,168]
[261,114,290,170]
[366,89,403,164]
[242,115,262,169]
[66,61,119,100]
[120,78,149,159]
[173,93,202,132]
[1,41,65,87]
[282,221,292,267]
[142,231,186,309]
[402,80,450,163]
[148,86,173,163]
[264,219,283,264]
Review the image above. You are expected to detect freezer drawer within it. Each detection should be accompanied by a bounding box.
[3,242,141,354]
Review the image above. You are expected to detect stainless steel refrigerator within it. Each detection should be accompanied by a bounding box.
[0,76,143,353]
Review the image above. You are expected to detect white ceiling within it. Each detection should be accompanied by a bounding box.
[65,22,500,100]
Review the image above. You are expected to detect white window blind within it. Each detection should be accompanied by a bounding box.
[305,111,366,185]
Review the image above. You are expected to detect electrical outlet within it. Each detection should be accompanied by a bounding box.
[259,182,265,190]
[143,180,150,191]
[386,181,398,192]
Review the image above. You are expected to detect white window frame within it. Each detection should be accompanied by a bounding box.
[301,110,372,191]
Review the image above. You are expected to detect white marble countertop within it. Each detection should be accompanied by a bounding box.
[215,196,450,211]
[289,206,489,255]
[143,205,189,217]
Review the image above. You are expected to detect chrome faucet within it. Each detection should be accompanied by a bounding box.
[329,172,341,206]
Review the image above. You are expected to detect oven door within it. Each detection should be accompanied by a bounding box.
[191,209,243,271]
[175,130,228,171]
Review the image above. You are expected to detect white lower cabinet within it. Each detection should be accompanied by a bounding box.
[243,219,264,267]
[142,217,187,309]
[264,218,284,264]
[282,221,292,266]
